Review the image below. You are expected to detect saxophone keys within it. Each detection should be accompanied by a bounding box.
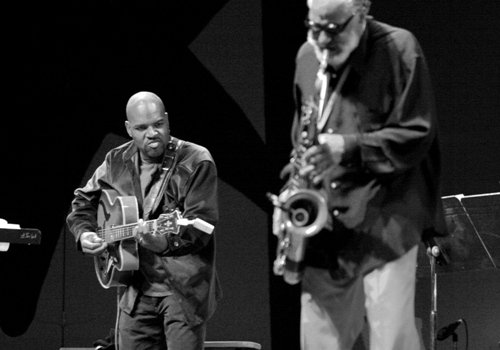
[279,237,290,248]
[273,255,286,276]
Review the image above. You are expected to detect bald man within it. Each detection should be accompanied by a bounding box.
[67,91,221,350]
[273,0,446,349]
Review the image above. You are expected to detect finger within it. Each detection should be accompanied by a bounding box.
[81,232,101,244]
[299,164,315,177]
[82,241,108,255]
[279,162,295,179]
[133,220,146,238]
[312,173,326,185]
[305,154,318,165]
[133,228,144,245]
[82,236,103,249]
[312,163,337,185]
[137,219,148,234]
[82,239,98,248]
[90,235,103,243]
[302,145,322,161]
[317,133,332,145]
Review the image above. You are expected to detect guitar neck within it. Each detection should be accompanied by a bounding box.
[99,219,157,243]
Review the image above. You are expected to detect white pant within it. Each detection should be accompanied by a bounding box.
[301,245,421,350]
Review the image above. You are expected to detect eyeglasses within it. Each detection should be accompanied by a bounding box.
[304,14,356,36]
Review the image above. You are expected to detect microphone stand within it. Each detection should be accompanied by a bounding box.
[452,332,458,350]
[428,245,440,350]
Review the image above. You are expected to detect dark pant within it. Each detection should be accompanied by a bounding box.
[118,294,205,350]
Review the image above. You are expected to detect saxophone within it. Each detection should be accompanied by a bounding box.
[267,51,330,285]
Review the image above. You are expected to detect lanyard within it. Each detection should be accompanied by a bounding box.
[316,64,351,131]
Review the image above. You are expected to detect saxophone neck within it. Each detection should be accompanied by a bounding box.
[317,50,330,120]
[319,50,329,72]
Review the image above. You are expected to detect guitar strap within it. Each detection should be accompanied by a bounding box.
[142,137,184,220]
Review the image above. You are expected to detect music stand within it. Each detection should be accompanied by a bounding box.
[417,192,500,350]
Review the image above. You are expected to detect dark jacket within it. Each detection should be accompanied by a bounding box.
[292,19,447,282]
[66,137,221,327]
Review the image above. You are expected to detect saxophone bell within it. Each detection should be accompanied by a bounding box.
[282,189,328,237]
[269,188,328,285]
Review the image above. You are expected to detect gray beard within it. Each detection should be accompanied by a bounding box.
[306,25,364,70]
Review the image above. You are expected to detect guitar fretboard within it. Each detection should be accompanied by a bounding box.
[98,220,157,243]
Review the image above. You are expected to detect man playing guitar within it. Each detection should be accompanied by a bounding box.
[67,91,221,350]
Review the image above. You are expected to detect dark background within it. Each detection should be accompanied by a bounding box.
[1,1,499,349]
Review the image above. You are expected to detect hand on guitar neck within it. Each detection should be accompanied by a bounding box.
[133,218,168,253]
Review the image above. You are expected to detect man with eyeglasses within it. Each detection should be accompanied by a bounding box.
[275,0,447,349]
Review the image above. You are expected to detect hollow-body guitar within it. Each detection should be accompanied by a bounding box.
[95,189,214,289]
[95,189,172,288]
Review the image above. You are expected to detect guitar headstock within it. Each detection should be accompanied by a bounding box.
[154,210,182,235]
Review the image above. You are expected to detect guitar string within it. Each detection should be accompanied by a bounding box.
[98,221,156,241]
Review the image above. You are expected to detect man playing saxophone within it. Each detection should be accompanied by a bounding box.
[273,0,447,349]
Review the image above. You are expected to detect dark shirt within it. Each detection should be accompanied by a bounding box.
[66,137,221,326]
[293,19,447,282]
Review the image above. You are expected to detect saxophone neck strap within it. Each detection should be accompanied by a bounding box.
[316,64,351,131]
